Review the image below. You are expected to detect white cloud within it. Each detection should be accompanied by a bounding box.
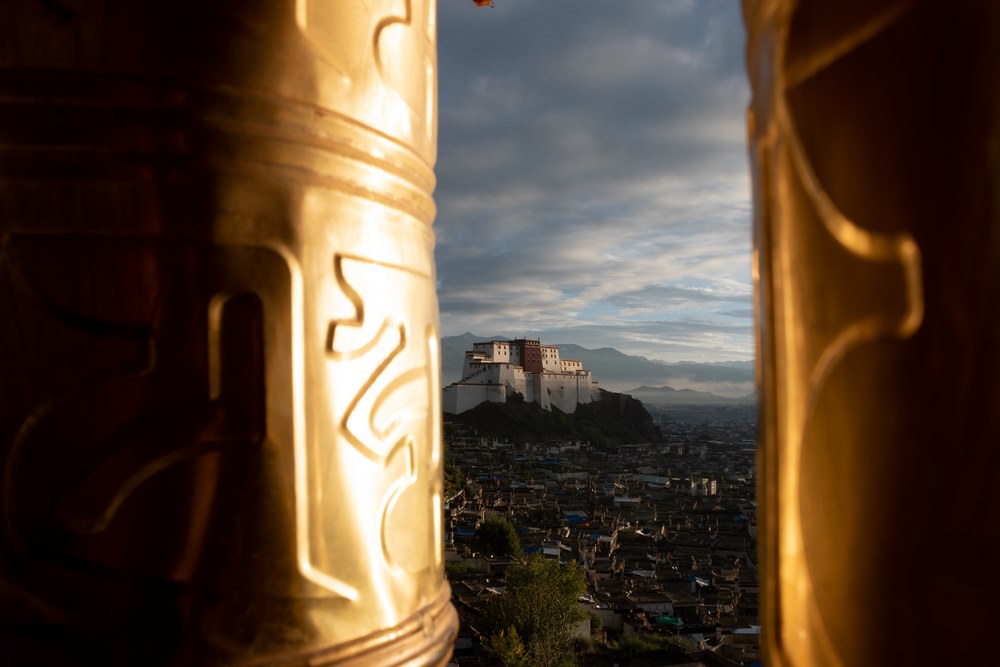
[435,0,753,362]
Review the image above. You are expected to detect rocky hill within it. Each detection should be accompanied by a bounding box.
[443,389,661,446]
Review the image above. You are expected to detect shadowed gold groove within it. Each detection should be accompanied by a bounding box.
[760,2,925,665]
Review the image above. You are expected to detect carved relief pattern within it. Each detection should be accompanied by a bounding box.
[0,236,155,560]
[751,2,925,665]
[301,250,439,601]
[0,236,289,613]
[295,0,437,158]
[0,1,452,660]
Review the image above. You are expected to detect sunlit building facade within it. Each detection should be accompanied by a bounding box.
[442,338,599,414]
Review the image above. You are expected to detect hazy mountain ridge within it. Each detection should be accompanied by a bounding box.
[440,333,755,403]
[622,384,755,407]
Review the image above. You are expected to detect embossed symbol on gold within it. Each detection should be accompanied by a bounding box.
[298,251,438,597]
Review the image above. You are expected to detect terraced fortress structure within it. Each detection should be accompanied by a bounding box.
[443,338,600,414]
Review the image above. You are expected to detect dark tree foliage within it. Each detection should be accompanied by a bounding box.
[574,389,662,443]
[443,459,464,497]
[481,556,587,667]
[444,389,660,445]
[442,437,466,497]
[475,517,521,558]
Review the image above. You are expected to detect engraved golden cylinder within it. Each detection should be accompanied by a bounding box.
[0,1,455,665]
[745,1,1000,665]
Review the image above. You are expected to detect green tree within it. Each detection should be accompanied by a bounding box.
[608,632,696,656]
[482,556,587,667]
[443,459,464,497]
[476,517,521,558]
[487,626,528,667]
[442,437,464,497]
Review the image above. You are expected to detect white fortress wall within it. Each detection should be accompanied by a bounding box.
[483,363,527,397]
[522,372,545,409]
[444,339,600,414]
[442,382,507,414]
[560,358,583,373]
[471,340,511,363]
[541,345,561,372]
[460,353,487,379]
[463,341,514,377]
[539,372,596,413]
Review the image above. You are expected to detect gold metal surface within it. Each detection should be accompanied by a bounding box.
[745,1,1000,664]
[0,1,455,665]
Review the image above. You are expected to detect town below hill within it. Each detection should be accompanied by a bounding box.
[443,401,760,665]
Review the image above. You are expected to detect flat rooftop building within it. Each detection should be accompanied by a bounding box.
[443,338,599,414]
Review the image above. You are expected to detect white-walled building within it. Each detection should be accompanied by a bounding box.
[442,338,600,414]
[691,478,718,497]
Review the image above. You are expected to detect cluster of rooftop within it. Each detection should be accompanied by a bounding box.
[444,405,760,665]
[442,338,599,414]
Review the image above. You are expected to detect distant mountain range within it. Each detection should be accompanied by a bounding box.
[441,333,756,404]
[620,384,755,407]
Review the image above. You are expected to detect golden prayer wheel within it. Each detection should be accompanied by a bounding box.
[0,1,455,665]
[745,1,1000,665]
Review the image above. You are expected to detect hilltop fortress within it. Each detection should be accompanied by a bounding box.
[442,338,600,414]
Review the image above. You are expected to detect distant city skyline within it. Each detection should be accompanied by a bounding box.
[434,0,753,363]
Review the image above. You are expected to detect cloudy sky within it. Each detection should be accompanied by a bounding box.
[434,0,752,363]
